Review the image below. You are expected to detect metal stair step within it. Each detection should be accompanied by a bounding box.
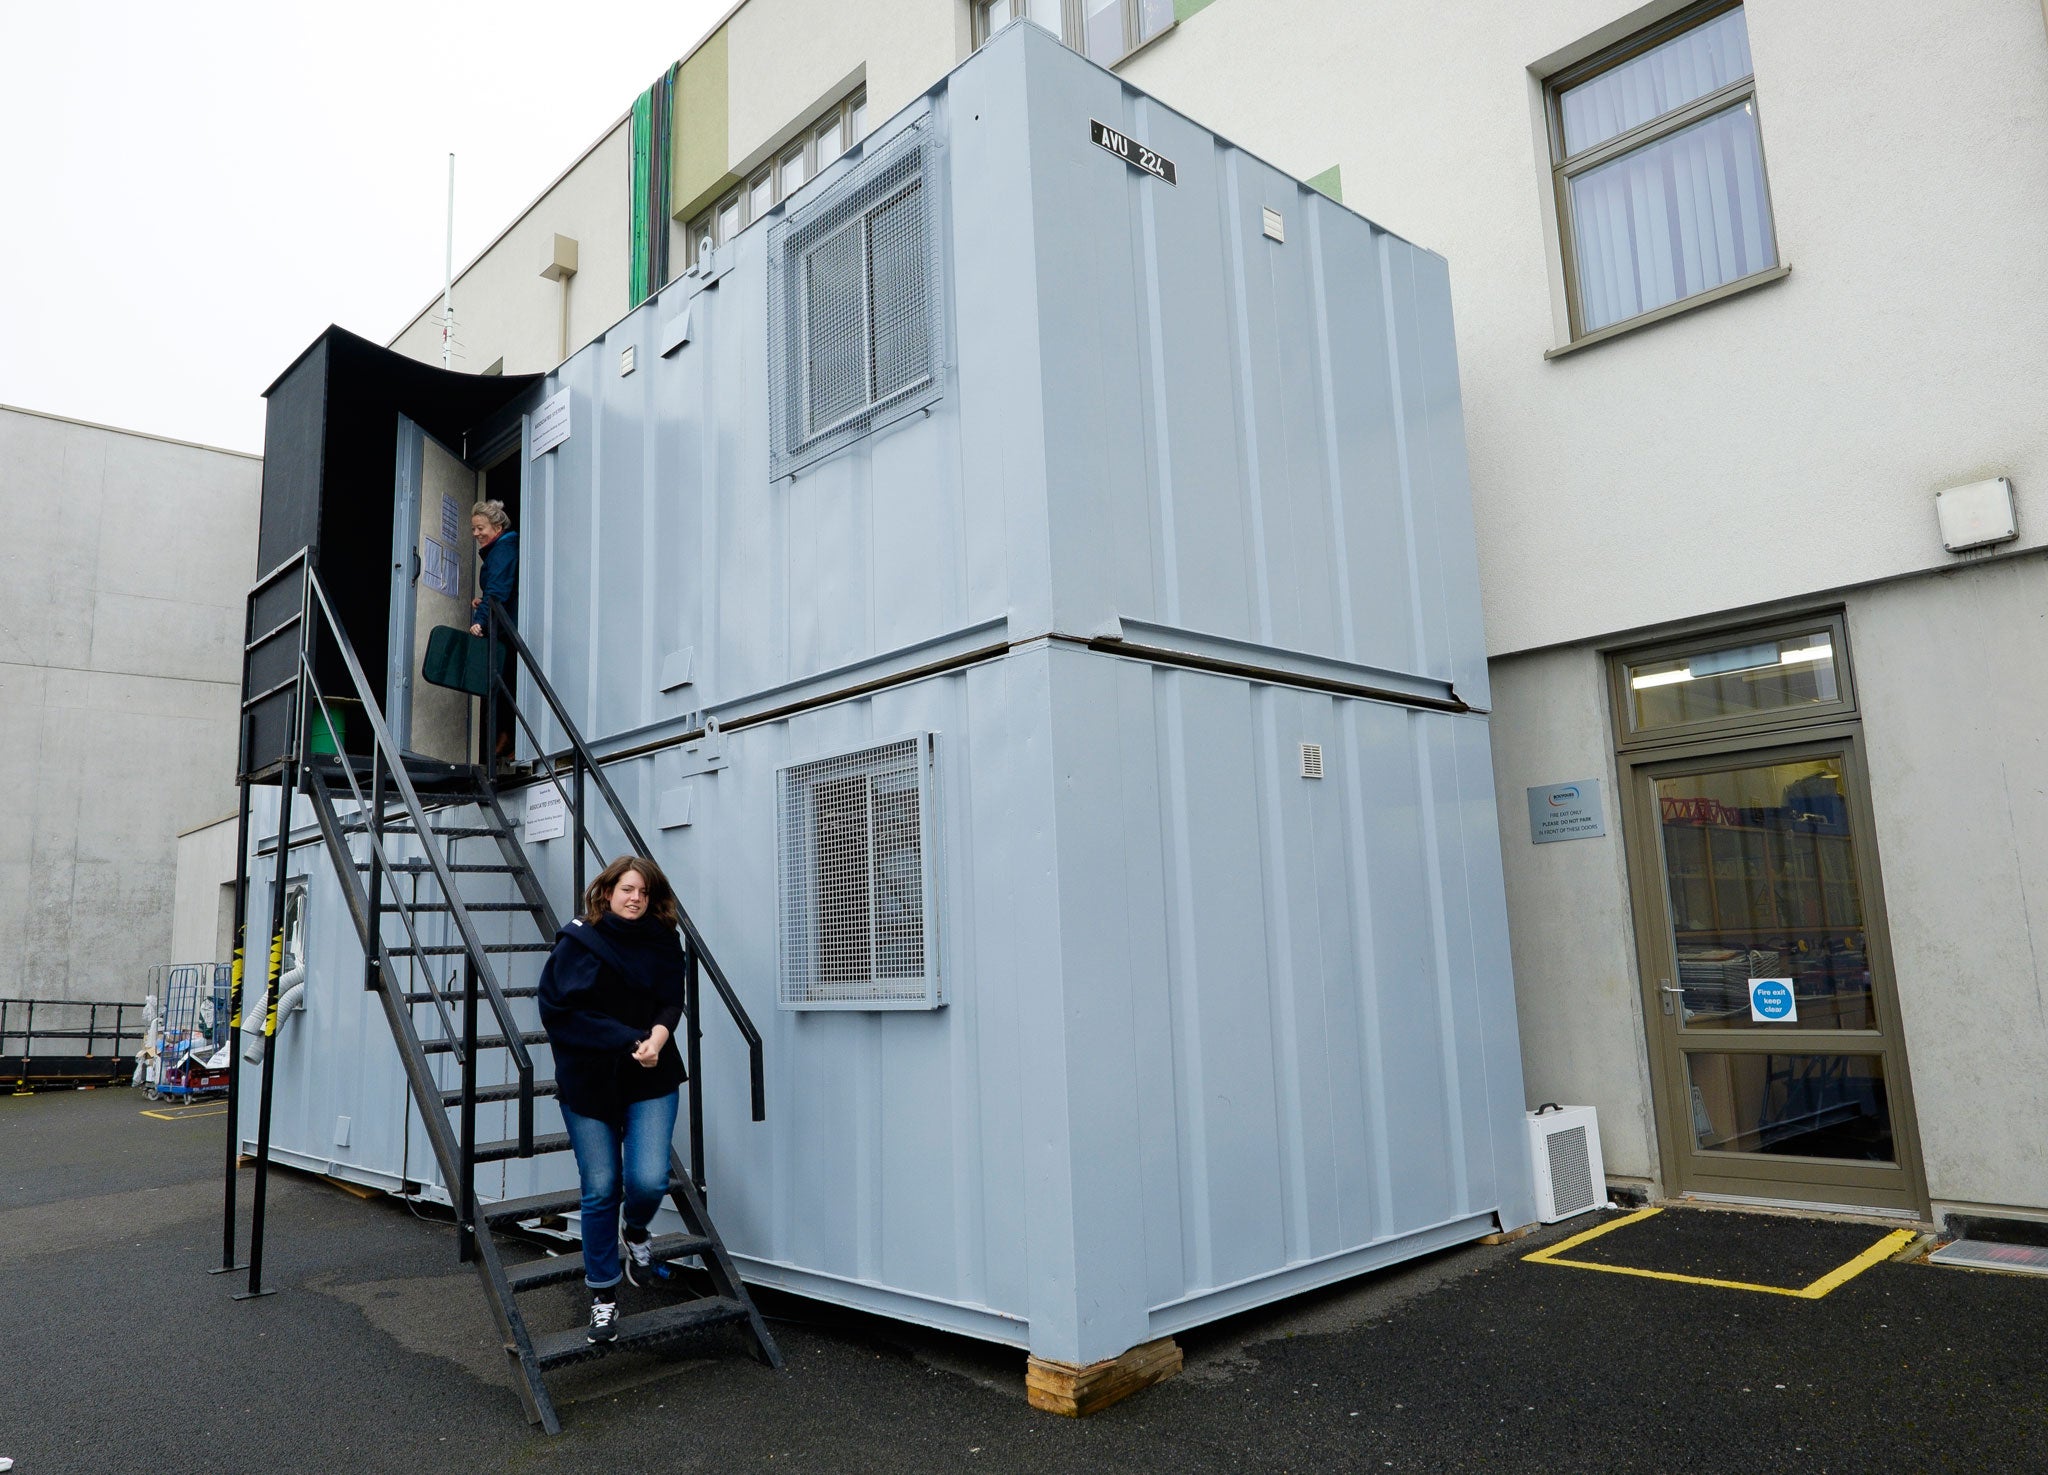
[482,1189,585,1226]
[404,901,542,913]
[420,1030,549,1055]
[391,942,552,956]
[375,824,504,838]
[439,1078,556,1106]
[473,1131,572,1163]
[531,1297,750,1370]
[407,985,539,1003]
[481,1177,695,1228]
[358,860,519,873]
[503,1233,715,1293]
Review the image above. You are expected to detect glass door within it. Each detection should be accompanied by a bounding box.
[1627,735,1925,1214]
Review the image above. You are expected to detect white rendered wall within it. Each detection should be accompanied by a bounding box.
[1483,644,1658,1185]
[389,122,633,376]
[0,406,260,1001]
[1119,0,2048,655]
[725,0,964,170]
[1850,553,2048,1219]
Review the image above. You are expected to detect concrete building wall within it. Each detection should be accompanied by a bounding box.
[0,406,261,1002]
[389,121,633,377]
[170,813,241,964]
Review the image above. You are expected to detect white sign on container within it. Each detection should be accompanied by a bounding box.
[524,781,568,843]
[529,390,572,459]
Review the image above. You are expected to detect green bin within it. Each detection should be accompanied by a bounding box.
[310,707,347,756]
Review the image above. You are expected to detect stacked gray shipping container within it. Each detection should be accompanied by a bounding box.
[251,23,1534,1368]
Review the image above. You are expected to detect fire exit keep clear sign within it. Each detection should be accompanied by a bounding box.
[1091,120,1176,185]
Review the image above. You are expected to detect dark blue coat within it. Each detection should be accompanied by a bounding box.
[478,529,519,622]
[537,912,685,1125]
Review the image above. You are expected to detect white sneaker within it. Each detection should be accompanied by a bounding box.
[587,1294,620,1344]
[621,1230,655,1286]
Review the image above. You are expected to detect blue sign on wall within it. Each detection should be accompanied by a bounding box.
[1748,977,1798,1023]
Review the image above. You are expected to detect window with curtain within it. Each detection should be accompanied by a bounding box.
[1547,2,1778,338]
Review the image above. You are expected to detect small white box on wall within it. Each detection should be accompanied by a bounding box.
[1934,477,2017,553]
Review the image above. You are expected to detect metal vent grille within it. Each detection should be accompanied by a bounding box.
[768,119,946,478]
[1299,742,1324,780]
[777,734,941,1009]
[1545,1125,1597,1217]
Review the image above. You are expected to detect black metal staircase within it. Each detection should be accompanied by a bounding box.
[238,550,778,1433]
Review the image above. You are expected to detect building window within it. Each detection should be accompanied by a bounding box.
[1610,614,1854,748]
[1546,2,1777,339]
[686,89,869,268]
[777,735,942,1010]
[974,0,1172,65]
[767,118,945,476]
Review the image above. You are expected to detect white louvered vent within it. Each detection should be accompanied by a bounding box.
[768,118,946,478]
[1299,742,1324,780]
[1546,1127,1594,1215]
[777,734,942,1010]
[1528,1105,1605,1223]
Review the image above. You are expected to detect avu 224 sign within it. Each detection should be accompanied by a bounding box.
[1091,120,1176,185]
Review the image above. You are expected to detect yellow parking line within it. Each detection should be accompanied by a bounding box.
[141,1106,228,1121]
[1525,1206,1917,1298]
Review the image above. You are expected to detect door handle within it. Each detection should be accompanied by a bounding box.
[1658,979,1682,1015]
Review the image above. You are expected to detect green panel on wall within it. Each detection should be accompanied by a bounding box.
[672,25,732,220]
[1306,165,1342,203]
[1173,0,1218,20]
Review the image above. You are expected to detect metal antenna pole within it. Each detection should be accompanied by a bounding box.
[211,778,256,1274]
[441,153,456,367]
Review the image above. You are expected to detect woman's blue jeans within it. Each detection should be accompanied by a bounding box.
[560,1090,679,1290]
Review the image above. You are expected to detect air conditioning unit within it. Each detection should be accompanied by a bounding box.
[1527,1104,1605,1223]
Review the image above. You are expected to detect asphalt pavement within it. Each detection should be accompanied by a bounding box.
[3,1086,2043,1473]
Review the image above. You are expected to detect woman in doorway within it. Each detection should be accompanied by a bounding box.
[537,855,689,1342]
[467,500,518,759]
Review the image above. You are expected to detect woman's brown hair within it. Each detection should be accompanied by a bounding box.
[582,854,681,928]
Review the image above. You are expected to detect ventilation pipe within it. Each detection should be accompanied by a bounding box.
[242,964,308,1064]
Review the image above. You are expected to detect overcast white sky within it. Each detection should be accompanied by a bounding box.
[0,0,727,454]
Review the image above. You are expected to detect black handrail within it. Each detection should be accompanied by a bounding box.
[483,598,767,1123]
[1,999,145,1056]
[291,553,537,1150]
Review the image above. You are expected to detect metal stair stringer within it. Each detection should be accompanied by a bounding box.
[301,763,563,1433]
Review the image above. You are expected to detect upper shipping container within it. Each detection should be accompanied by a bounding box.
[520,21,1489,758]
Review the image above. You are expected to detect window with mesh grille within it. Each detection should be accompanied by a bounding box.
[767,118,945,478]
[777,735,941,1009]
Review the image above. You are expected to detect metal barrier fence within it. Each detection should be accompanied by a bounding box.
[2,996,148,1094]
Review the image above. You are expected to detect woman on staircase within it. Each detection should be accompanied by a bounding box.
[537,854,688,1343]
